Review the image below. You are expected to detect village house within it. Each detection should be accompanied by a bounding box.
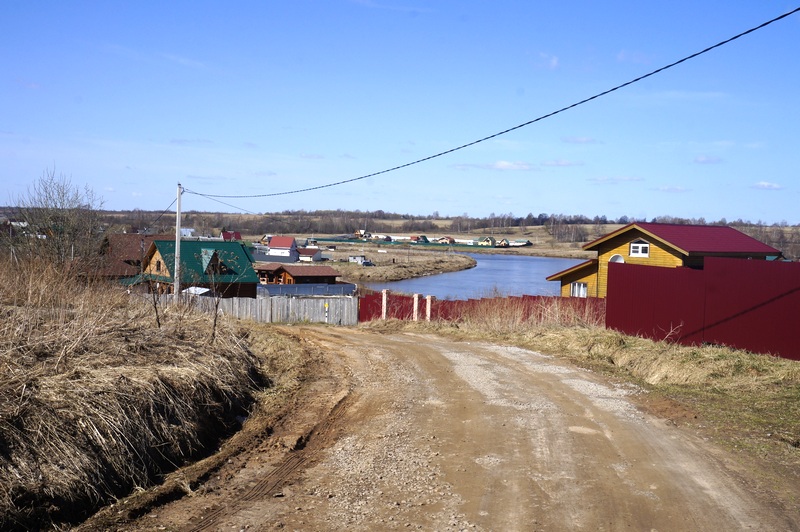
[253,262,341,284]
[264,236,300,263]
[298,247,323,262]
[547,222,782,298]
[98,233,173,281]
[138,240,258,298]
[479,236,496,247]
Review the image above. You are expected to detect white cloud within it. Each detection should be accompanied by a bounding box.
[752,181,783,190]
[538,52,559,69]
[588,176,643,185]
[454,160,534,171]
[541,159,583,167]
[655,185,689,193]
[161,53,205,69]
[693,155,722,164]
[616,49,652,65]
[562,136,599,144]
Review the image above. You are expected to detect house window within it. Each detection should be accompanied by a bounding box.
[570,282,588,298]
[629,240,650,258]
[156,260,161,272]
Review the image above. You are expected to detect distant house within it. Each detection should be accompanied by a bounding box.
[410,235,429,243]
[547,222,782,298]
[348,255,370,265]
[138,240,258,298]
[267,236,299,262]
[479,236,496,247]
[220,231,242,241]
[298,247,323,262]
[180,228,195,238]
[435,236,455,244]
[496,238,510,248]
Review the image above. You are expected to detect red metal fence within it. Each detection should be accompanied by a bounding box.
[359,290,605,327]
[606,257,800,360]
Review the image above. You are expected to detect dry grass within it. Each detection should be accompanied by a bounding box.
[0,260,267,530]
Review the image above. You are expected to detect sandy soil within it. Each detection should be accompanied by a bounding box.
[80,326,799,531]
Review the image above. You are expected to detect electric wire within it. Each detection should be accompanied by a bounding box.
[183,188,259,215]
[185,7,800,201]
[145,198,177,230]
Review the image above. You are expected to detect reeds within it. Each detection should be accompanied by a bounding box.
[0,259,264,529]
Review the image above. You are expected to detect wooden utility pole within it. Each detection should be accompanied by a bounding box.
[174,183,183,296]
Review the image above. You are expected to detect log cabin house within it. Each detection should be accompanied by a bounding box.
[547,222,782,298]
[137,240,258,298]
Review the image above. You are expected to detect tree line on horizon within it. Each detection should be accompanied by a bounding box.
[2,176,798,262]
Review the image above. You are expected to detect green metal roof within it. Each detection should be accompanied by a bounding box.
[150,240,258,284]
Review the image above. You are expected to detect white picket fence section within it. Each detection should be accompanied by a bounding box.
[163,295,358,326]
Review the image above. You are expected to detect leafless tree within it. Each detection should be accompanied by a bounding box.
[5,168,104,270]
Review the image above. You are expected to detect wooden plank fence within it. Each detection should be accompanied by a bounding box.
[163,294,359,326]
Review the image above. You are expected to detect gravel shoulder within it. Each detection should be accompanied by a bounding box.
[81,326,799,531]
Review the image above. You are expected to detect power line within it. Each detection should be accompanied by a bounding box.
[183,188,258,214]
[190,6,800,201]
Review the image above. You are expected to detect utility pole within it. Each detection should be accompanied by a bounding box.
[174,183,183,297]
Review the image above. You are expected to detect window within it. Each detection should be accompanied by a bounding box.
[629,240,650,257]
[156,260,161,272]
[570,282,588,298]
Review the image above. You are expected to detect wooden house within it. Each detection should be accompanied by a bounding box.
[547,222,782,298]
[253,262,341,285]
[98,233,172,280]
[479,236,496,247]
[138,240,258,298]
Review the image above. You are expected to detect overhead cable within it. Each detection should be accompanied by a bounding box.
[188,7,800,200]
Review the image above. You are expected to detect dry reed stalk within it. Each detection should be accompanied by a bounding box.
[0,259,267,530]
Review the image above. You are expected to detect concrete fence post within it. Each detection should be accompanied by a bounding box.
[413,293,420,321]
[426,295,433,322]
[381,289,388,320]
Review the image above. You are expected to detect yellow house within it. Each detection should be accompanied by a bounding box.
[547,222,782,298]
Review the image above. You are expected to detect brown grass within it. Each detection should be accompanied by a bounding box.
[0,261,267,529]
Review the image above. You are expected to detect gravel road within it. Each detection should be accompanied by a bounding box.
[101,327,798,531]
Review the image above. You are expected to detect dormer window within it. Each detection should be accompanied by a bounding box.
[630,239,650,258]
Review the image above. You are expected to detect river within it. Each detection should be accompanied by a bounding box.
[363,253,583,300]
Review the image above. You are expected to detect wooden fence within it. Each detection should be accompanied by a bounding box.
[163,294,359,326]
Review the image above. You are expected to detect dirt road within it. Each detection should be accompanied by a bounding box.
[100,327,798,531]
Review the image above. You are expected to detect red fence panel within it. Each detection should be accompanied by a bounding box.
[606,258,800,360]
[606,262,705,345]
[358,291,383,322]
[702,258,800,360]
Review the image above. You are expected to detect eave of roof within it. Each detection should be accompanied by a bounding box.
[546,259,598,281]
[583,223,780,256]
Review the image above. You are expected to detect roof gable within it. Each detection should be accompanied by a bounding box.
[585,223,780,256]
[149,240,258,284]
[269,236,296,249]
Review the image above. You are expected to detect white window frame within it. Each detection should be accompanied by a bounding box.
[629,240,650,258]
[570,281,588,298]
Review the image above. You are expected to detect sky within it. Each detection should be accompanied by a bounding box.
[2,1,799,224]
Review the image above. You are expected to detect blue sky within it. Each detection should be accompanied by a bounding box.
[2,1,799,223]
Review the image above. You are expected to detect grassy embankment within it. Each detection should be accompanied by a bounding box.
[1,258,797,528]
[0,261,314,530]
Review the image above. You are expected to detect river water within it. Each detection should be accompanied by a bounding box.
[363,253,583,300]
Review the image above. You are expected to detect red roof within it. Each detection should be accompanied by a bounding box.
[585,223,780,256]
[268,236,296,249]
